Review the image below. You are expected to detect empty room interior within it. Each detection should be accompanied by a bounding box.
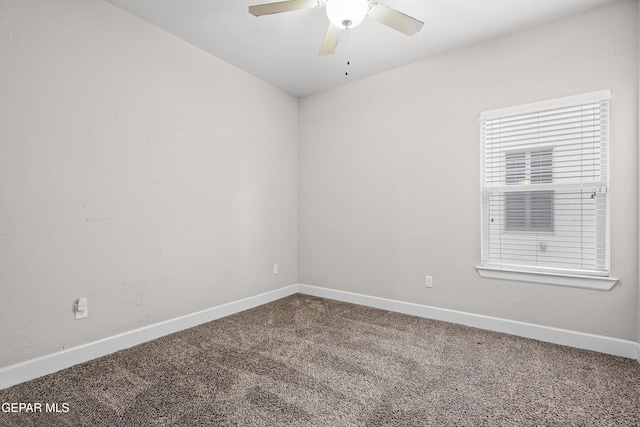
[1,0,639,425]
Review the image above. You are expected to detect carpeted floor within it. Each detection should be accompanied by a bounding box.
[1,294,639,426]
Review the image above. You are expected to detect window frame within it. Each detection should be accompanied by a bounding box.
[476,90,617,290]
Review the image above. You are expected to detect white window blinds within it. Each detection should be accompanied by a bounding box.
[480,91,611,277]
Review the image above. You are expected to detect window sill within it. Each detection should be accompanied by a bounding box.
[475,267,618,291]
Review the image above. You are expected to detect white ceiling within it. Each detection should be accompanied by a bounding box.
[105,0,618,98]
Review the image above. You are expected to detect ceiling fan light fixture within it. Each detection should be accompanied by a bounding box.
[326,0,369,29]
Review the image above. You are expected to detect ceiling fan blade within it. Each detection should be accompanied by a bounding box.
[249,0,323,16]
[319,23,340,56]
[367,2,424,36]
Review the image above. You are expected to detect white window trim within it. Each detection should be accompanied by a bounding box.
[479,89,611,120]
[476,266,618,290]
[477,90,617,290]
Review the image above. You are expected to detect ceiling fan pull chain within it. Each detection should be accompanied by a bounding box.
[345,28,350,76]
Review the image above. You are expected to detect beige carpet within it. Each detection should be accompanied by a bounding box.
[1,294,639,426]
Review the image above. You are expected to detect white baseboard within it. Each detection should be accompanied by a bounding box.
[2,283,638,390]
[0,285,298,390]
[297,284,640,361]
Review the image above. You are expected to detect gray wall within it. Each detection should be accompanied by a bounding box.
[299,0,639,340]
[0,0,298,367]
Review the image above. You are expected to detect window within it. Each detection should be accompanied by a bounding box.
[478,90,614,288]
[505,149,553,232]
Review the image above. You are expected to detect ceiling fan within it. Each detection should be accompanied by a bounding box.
[248,0,424,55]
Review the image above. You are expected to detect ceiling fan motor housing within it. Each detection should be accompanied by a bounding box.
[326,0,369,29]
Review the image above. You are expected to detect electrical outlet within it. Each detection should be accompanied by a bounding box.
[75,297,88,320]
[425,276,433,288]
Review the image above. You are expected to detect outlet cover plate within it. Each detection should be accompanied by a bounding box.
[425,276,433,288]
